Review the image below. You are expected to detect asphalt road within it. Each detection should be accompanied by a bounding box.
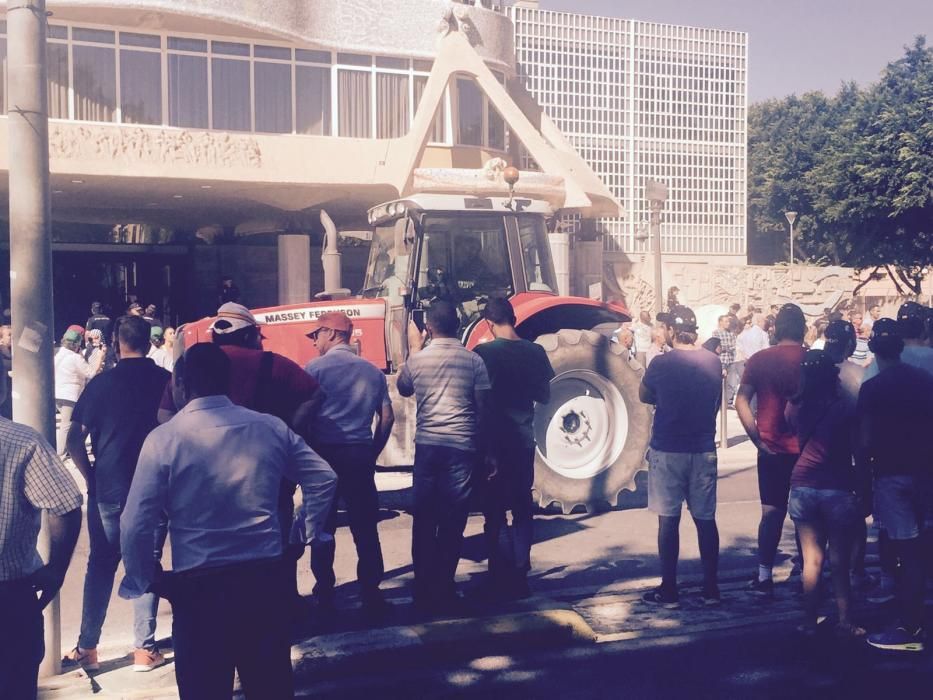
[296,622,933,699]
[55,435,773,658]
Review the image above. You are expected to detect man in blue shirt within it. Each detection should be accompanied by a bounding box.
[304,311,395,617]
[640,305,723,608]
[120,344,336,699]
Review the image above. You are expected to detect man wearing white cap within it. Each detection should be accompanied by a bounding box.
[157,302,324,608]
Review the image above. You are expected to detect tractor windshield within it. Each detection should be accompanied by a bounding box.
[416,213,514,324]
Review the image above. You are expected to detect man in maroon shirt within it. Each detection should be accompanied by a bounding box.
[735,303,807,596]
[157,303,323,610]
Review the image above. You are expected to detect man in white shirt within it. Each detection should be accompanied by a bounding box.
[120,344,337,699]
[736,313,770,362]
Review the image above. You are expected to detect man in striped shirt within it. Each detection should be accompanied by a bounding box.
[0,418,83,698]
[397,301,491,611]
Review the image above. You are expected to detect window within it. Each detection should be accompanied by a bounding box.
[0,30,5,114]
[120,49,162,124]
[413,75,446,143]
[338,69,370,138]
[47,41,69,119]
[212,57,250,131]
[73,44,116,122]
[254,61,291,133]
[376,72,408,138]
[168,53,208,128]
[457,78,483,146]
[296,65,330,135]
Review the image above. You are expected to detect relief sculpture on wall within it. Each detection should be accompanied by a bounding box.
[49,124,262,169]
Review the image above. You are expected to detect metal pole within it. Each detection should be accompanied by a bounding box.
[8,0,59,678]
[650,200,663,315]
[789,220,794,266]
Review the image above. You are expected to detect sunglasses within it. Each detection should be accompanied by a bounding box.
[309,327,332,341]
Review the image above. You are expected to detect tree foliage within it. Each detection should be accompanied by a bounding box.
[748,36,933,293]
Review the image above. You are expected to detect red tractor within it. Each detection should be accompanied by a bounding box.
[180,192,651,513]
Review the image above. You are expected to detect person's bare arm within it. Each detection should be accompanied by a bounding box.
[735,383,773,453]
[28,508,81,609]
[373,401,395,456]
[65,421,92,487]
[639,380,656,405]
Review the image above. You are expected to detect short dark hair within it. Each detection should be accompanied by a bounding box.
[774,304,806,343]
[118,315,151,354]
[674,330,698,345]
[484,297,516,326]
[179,344,230,397]
[212,324,260,348]
[427,300,460,337]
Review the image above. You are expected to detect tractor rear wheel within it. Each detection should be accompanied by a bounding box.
[532,329,651,513]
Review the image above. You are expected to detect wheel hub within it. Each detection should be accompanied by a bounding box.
[534,369,628,480]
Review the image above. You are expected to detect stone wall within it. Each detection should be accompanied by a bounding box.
[604,253,933,320]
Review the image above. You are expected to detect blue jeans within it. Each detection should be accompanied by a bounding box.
[79,494,166,650]
[411,444,477,602]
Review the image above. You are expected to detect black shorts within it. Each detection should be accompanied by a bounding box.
[757,451,798,509]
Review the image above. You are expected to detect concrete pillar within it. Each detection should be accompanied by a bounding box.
[548,231,570,297]
[277,234,311,305]
[7,0,60,677]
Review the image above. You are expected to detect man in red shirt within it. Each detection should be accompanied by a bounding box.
[735,303,807,596]
[158,303,323,608]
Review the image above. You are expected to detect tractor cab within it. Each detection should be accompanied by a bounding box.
[363,194,558,362]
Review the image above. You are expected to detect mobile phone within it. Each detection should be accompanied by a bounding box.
[411,307,426,333]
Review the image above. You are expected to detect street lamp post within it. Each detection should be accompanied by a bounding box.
[646,180,669,315]
[784,211,798,266]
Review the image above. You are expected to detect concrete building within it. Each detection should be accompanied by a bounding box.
[509,2,748,265]
[0,0,619,332]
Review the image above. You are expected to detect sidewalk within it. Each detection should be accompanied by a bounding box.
[41,412,793,699]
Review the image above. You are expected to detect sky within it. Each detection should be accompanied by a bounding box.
[538,0,933,102]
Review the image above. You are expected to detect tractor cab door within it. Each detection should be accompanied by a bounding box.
[412,212,519,335]
[362,216,416,370]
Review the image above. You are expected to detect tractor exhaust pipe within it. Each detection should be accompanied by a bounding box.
[317,209,350,300]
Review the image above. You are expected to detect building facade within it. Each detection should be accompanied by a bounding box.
[0,0,619,332]
[509,3,748,263]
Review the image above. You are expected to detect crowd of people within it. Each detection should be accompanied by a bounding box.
[0,296,552,699]
[2,287,933,698]
[639,298,933,654]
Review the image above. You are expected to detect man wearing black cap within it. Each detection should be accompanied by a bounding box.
[857,319,933,652]
[735,303,807,596]
[864,301,933,381]
[640,305,723,607]
[86,302,111,337]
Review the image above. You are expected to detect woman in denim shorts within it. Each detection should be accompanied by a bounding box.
[785,350,866,638]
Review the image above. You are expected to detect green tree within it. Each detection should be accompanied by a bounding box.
[748,36,933,293]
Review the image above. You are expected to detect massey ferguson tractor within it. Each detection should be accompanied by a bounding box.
[180,170,651,513]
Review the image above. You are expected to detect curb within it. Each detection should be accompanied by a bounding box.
[40,609,595,698]
[291,608,596,682]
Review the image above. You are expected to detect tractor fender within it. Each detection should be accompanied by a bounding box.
[464,292,632,349]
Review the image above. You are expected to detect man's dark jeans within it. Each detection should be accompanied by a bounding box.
[0,579,43,699]
[309,442,384,601]
[79,493,167,650]
[411,444,477,603]
[166,557,293,700]
[482,444,535,580]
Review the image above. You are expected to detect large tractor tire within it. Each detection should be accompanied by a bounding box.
[532,329,652,513]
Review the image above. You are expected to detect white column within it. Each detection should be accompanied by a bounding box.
[277,234,311,305]
[548,231,570,297]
